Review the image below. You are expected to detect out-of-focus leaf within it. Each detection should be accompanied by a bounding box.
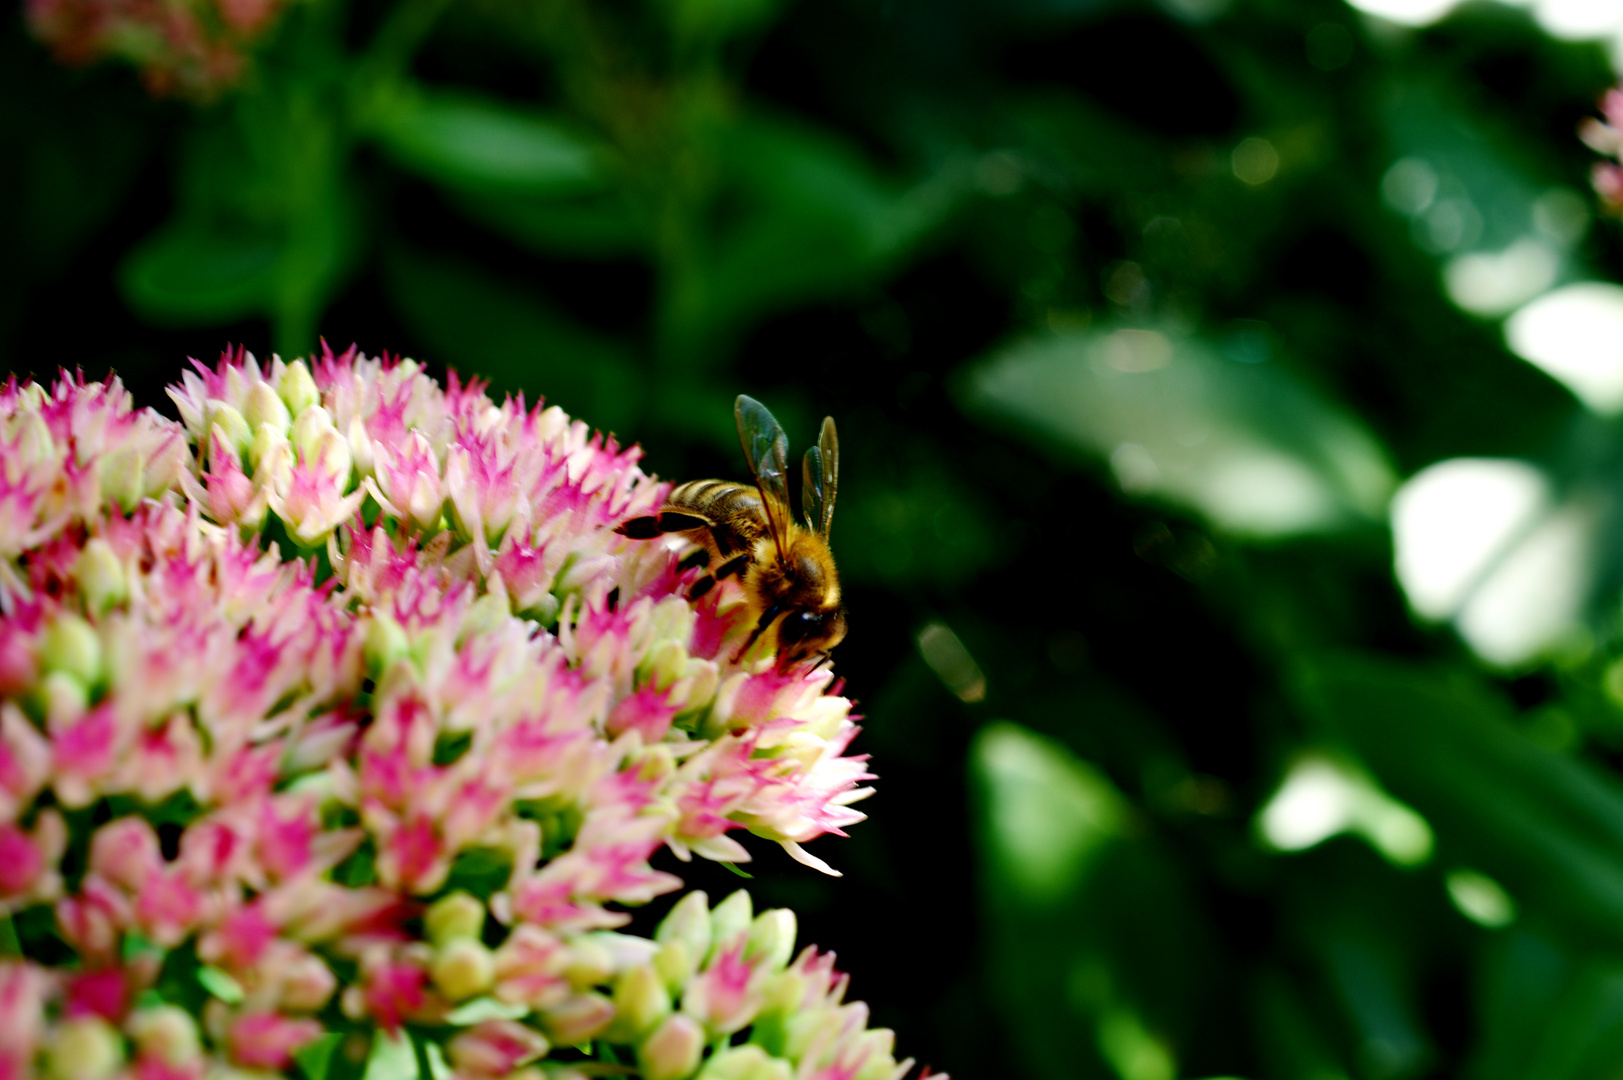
[1297,655,1623,945]
[653,0,785,41]
[382,245,642,433]
[1467,927,1623,1080]
[670,112,957,357]
[977,721,1128,904]
[120,222,283,324]
[1252,968,1352,1080]
[964,327,1395,538]
[118,95,361,352]
[1378,78,1590,318]
[971,722,1217,1080]
[447,189,644,257]
[836,453,998,588]
[368,88,604,196]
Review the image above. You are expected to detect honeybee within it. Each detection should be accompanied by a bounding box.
[616,395,845,670]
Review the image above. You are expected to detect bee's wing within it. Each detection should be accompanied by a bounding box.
[735,395,792,559]
[802,416,839,536]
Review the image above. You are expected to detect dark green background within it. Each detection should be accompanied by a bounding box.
[13,0,1623,1076]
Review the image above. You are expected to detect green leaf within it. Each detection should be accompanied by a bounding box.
[1297,655,1623,945]
[197,965,245,1004]
[446,190,643,258]
[964,326,1395,538]
[382,245,642,434]
[0,915,18,958]
[668,111,957,359]
[368,88,604,196]
[120,221,282,324]
[974,722,1128,905]
[294,1033,345,1080]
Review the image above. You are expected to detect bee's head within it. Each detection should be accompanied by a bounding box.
[776,607,847,669]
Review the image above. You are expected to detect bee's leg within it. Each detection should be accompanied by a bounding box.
[731,604,783,664]
[615,511,710,538]
[714,554,750,580]
[678,548,711,571]
[686,553,750,601]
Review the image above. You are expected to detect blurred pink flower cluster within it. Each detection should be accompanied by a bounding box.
[0,347,938,1080]
[1582,87,1623,213]
[24,0,286,97]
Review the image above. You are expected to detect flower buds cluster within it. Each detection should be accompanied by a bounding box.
[24,0,291,97]
[0,348,937,1079]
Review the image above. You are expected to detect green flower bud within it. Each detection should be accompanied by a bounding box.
[34,670,89,727]
[42,614,102,687]
[460,592,511,644]
[126,1004,201,1065]
[75,539,126,616]
[540,992,615,1045]
[364,613,410,675]
[697,1045,792,1080]
[48,1017,123,1080]
[209,402,252,457]
[244,380,291,436]
[99,445,144,512]
[426,891,486,945]
[291,405,336,463]
[652,941,695,996]
[606,964,670,1042]
[249,425,292,489]
[644,640,689,693]
[562,936,615,989]
[707,890,753,963]
[850,1029,900,1080]
[432,938,496,1001]
[638,1014,704,1080]
[745,909,796,973]
[656,892,712,970]
[305,425,353,488]
[278,360,321,417]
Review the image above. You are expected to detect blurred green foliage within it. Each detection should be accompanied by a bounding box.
[19,0,1623,1076]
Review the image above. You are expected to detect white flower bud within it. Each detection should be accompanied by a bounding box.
[278,360,321,417]
[75,539,126,615]
[249,425,293,493]
[745,909,796,973]
[41,614,102,687]
[539,993,615,1045]
[126,1005,201,1065]
[707,890,753,962]
[426,891,486,945]
[607,964,670,1042]
[697,1045,792,1080]
[47,1017,123,1080]
[638,1014,704,1080]
[99,445,144,512]
[244,380,291,435]
[562,936,615,989]
[208,401,252,457]
[432,938,496,1002]
[312,427,353,486]
[364,613,410,675]
[347,416,375,477]
[653,941,695,996]
[291,405,336,461]
[656,892,712,971]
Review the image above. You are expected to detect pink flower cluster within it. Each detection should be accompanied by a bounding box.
[24,0,287,98]
[1583,87,1623,213]
[0,348,939,1080]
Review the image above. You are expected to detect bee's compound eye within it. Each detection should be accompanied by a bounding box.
[778,610,823,647]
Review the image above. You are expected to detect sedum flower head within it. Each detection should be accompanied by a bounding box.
[24,0,291,98]
[0,345,939,1080]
